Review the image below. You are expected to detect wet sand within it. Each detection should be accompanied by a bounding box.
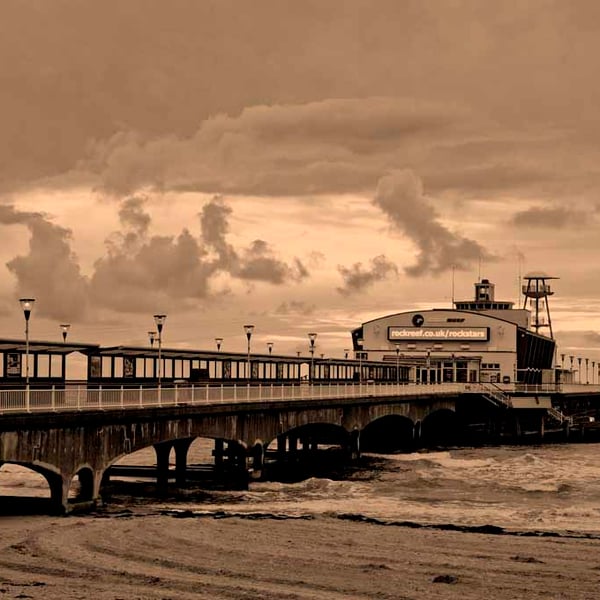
[1,509,600,599]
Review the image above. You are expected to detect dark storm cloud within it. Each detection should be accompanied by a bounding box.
[510,206,589,228]
[373,170,493,276]
[3,1,600,204]
[337,255,398,295]
[0,205,89,320]
[82,97,466,196]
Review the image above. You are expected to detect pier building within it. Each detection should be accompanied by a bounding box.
[351,275,557,385]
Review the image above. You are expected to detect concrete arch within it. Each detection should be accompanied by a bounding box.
[68,465,96,503]
[361,414,416,452]
[420,408,459,447]
[0,460,67,513]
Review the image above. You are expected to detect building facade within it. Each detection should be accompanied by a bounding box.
[351,278,556,384]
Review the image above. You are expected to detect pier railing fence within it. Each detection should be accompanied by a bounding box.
[1,382,599,415]
[1,381,466,414]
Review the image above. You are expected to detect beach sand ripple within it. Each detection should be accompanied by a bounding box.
[1,510,600,599]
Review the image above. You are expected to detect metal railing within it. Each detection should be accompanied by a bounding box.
[478,383,513,409]
[1,381,598,416]
[0,381,472,415]
[547,406,573,426]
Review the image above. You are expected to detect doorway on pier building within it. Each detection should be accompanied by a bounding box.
[418,367,438,384]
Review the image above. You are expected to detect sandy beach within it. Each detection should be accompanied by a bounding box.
[1,509,600,600]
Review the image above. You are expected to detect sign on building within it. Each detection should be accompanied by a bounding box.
[388,326,489,342]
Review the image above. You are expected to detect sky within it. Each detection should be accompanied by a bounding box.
[2,0,600,363]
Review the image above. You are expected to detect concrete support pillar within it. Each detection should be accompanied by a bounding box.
[540,415,545,440]
[250,442,264,480]
[213,439,225,472]
[413,421,422,447]
[154,441,172,496]
[73,469,95,502]
[302,436,311,454]
[173,438,193,487]
[100,469,111,488]
[514,415,522,439]
[228,442,249,490]
[289,434,298,461]
[45,471,69,515]
[276,435,286,460]
[348,429,361,461]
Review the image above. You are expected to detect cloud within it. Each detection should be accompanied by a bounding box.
[373,170,493,276]
[555,330,600,352]
[275,300,317,316]
[510,205,590,228]
[337,255,398,295]
[77,97,467,197]
[0,205,89,321]
[89,196,309,312]
[237,242,309,284]
[0,196,311,317]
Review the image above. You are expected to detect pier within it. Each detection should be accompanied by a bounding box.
[2,381,600,514]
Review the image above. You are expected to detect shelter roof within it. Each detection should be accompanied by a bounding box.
[0,338,100,355]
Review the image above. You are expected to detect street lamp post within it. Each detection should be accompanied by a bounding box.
[357,338,364,383]
[395,344,400,384]
[148,331,156,348]
[578,357,583,384]
[153,314,167,388]
[308,332,317,383]
[20,298,35,410]
[344,348,349,360]
[215,337,223,352]
[267,342,273,355]
[60,323,70,343]
[244,324,254,382]
[586,358,589,384]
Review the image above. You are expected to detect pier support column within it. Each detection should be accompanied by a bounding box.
[540,415,545,441]
[46,470,69,515]
[100,469,111,488]
[250,442,264,480]
[289,434,298,461]
[348,429,361,461]
[413,421,422,448]
[154,441,172,496]
[174,438,194,487]
[302,436,311,454]
[213,439,225,472]
[276,435,286,461]
[514,415,522,439]
[232,443,250,490]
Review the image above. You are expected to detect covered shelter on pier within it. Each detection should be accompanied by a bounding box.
[0,338,99,388]
[80,345,412,387]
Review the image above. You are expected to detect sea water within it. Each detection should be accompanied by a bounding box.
[3,442,600,534]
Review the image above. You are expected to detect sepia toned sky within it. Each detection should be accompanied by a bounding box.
[2,0,600,362]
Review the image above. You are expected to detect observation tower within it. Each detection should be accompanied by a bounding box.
[522,272,558,338]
